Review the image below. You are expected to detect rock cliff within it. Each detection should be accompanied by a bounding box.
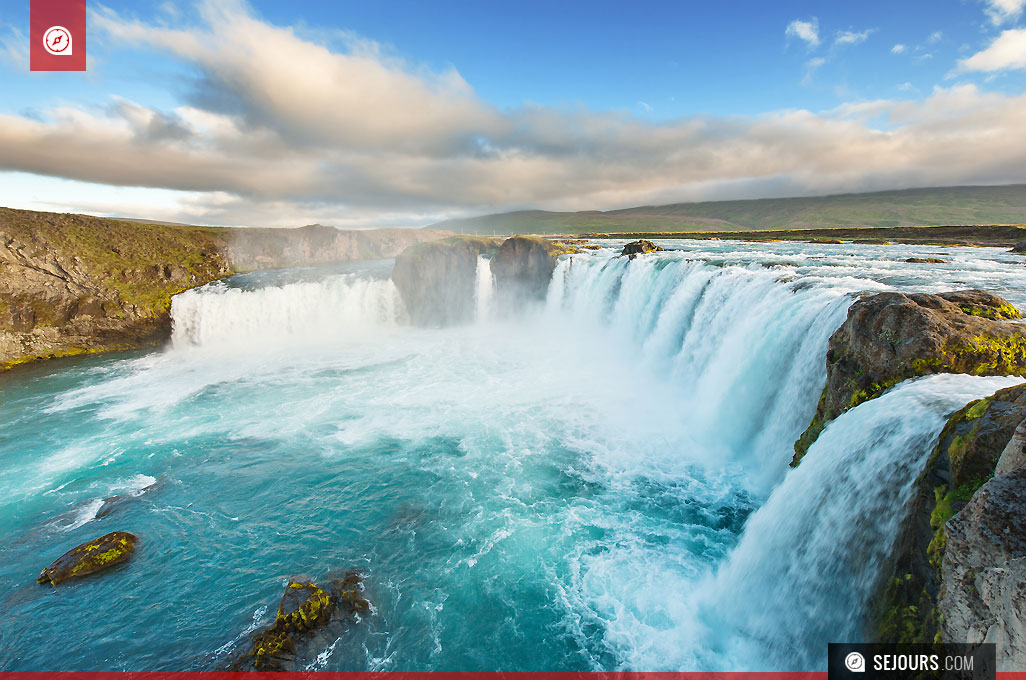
[391,235,577,325]
[490,236,579,312]
[391,236,501,326]
[0,207,449,369]
[793,290,1026,465]
[873,383,1026,653]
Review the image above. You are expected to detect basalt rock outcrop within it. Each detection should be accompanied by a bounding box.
[230,573,370,671]
[873,383,1026,649]
[391,235,579,325]
[391,236,501,326]
[490,236,579,311]
[0,207,450,369]
[620,240,664,259]
[940,465,1026,669]
[37,531,138,585]
[792,290,1026,465]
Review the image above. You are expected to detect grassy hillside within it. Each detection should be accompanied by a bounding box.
[432,184,1026,235]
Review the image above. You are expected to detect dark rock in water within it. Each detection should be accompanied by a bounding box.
[940,466,1026,668]
[94,495,130,519]
[37,531,138,585]
[490,236,578,310]
[620,240,663,259]
[231,572,370,671]
[905,257,947,264]
[871,383,1026,645]
[792,290,1025,466]
[94,478,159,519]
[391,236,500,326]
[1012,240,1026,254]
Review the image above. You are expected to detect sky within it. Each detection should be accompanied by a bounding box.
[1,0,1026,228]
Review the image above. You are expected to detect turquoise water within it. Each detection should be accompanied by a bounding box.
[1,241,1024,671]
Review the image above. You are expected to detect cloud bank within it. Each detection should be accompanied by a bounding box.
[2,1,1026,227]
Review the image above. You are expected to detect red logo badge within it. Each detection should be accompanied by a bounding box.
[31,0,87,71]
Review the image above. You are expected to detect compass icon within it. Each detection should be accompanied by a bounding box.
[43,26,73,56]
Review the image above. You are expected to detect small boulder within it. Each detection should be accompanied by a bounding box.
[620,240,664,259]
[37,531,138,585]
[1011,241,1026,254]
[232,572,370,671]
[905,257,947,264]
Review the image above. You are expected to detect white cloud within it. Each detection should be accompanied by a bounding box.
[891,44,907,54]
[835,29,874,47]
[959,28,1026,71]
[984,0,1026,25]
[928,31,944,44]
[786,18,820,48]
[3,3,1026,226]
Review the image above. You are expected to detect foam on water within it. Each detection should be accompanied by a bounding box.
[1,241,1025,671]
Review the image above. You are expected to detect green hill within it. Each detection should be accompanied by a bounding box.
[431,184,1026,235]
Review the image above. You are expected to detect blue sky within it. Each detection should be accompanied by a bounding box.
[1,0,1026,227]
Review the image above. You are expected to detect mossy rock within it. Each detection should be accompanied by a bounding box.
[620,239,664,259]
[37,531,138,585]
[905,257,947,264]
[792,290,1026,466]
[233,572,370,671]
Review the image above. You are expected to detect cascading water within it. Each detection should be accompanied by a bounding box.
[1,241,1024,672]
[474,255,494,323]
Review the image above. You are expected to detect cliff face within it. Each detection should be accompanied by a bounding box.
[391,236,501,326]
[0,207,449,369]
[793,290,1026,465]
[489,236,578,312]
[390,235,579,325]
[873,384,1026,652]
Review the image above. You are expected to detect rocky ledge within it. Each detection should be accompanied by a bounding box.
[792,290,1026,465]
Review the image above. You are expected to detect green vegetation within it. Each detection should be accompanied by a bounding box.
[431,184,1026,235]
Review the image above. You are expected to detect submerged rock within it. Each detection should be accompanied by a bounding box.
[905,257,947,264]
[231,572,370,671]
[490,236,578,309]
[37,531,138,585]
[620,239,664,259]
[940,466,1026,669]
[792,290,1026,465]
[391,236,500,326]
[872,383,1026,645]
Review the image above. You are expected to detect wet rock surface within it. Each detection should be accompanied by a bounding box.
[940,466,1026,669]
[229,572,370,671]
[620,239,664,259]
[36,531,138,586]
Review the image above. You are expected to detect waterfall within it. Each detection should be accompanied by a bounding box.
[475,255,494,322]
[590,373,1023,671]
[170,273,404,349]
[545,254,855,489]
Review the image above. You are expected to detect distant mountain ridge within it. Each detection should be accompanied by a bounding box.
[431,184,1026,235]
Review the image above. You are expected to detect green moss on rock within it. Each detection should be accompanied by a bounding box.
[37,531,138,585]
